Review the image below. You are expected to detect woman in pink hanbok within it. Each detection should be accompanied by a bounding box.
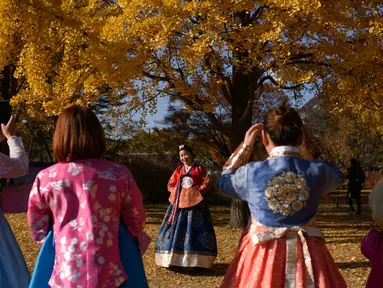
[28,106,150,288]
[216,99,347,288]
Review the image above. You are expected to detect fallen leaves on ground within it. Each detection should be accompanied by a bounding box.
[7,196,371,288]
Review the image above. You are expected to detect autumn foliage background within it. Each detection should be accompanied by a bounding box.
[1,0,382,132]
[0,1,383,286]
[0,0,382,166]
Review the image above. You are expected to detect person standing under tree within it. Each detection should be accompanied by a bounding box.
[347,158,365,214]
[155,144,217,270]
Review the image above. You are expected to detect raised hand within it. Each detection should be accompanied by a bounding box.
[244,123,264,148]
[1,115,16,140]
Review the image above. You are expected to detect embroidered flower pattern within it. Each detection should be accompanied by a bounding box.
[68,163,83,176]
[28,160,148,288]
[108,185,117,202]
[181,176,194,188]
[50,180,70,190]
[264,172,309,216]
[49,167,57,178]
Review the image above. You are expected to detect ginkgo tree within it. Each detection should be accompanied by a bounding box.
[0,0,146,118]
[1,0,383,227]
[104,0,383,226]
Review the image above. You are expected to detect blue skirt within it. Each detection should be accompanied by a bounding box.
[155,200,217,268]
[29,226,148,288]
[0,209,30,288]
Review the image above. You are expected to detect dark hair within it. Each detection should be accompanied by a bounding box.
[350,158,359,166]
[263,98,303,146]
[179,144,194,158]
[53,106,106,162]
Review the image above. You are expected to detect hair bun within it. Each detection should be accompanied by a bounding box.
[275,97,289,116]
[263,97,303,146]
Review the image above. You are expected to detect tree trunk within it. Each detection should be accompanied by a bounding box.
[227,37,264,227]
[28,138,34,159]
[40,131,53,162]
[227,66,252,227]
[228,198,251,228]
[0,65,18,101]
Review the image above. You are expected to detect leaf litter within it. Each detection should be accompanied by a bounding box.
[7,197,371,287]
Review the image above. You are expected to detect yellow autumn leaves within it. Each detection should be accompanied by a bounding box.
[0,0,381,134]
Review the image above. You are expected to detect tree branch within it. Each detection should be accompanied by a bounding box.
[203,49,233,105]
[143,71,170,81]
[287,60,331,67]
[259,75,305,90]
[250,5,266,23]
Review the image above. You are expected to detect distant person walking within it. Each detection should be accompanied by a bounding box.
[347,158,365,214]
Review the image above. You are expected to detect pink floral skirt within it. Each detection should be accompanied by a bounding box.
[221,228,347,288]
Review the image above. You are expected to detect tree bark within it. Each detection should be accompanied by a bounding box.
[228,198,251,228]
[40,131,53,162]
[226,68,252,227]
[0,65,18,101]
[226,34,264,227]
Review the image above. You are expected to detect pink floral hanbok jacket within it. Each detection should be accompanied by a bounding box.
[28,159,150,288]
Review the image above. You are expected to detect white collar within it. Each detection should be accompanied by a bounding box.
[270,146,300,154]
[268,146,300,158]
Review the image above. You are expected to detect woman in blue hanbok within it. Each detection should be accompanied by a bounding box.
[0,115,30,288]
[217,99,347,288]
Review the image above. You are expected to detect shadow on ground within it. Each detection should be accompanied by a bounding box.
[168,263,230,277]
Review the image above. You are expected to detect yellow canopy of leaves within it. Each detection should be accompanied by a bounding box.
[0,0,139,119]
[0,0,382,133]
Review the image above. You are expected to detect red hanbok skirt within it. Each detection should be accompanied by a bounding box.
[221,221,347,288]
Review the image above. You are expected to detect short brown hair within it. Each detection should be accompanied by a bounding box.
[263,98,303,146]
[53,106,106,162]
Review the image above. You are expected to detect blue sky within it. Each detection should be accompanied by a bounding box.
[141,96,170,128]
[143,92,315,129]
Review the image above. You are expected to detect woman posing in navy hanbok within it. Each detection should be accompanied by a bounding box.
[155,144,217,269]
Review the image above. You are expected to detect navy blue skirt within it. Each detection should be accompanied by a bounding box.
[29,226,148,288]
[155,200,217,268]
